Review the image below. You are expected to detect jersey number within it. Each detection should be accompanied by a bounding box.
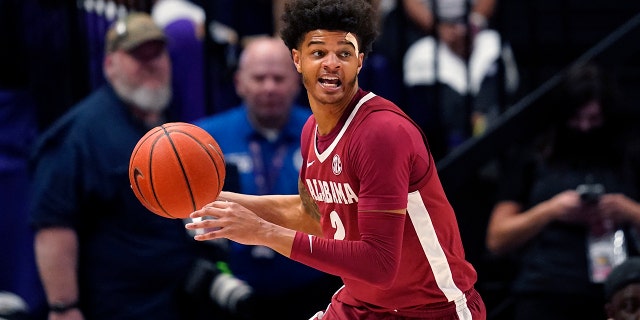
[330,211,345,240]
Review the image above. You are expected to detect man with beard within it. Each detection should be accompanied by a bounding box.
[28,12,221,319]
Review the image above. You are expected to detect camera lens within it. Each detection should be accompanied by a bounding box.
[210,273,254,314]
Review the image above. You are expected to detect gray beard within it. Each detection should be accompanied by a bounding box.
[114,83,172,113]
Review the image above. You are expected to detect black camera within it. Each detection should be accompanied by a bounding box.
[576,183,605,204]
[185,258,254,318]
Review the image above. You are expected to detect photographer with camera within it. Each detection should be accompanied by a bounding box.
[485,62,640,320]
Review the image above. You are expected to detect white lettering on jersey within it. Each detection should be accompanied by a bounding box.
[305,179,359,204]
[321,180,332,203]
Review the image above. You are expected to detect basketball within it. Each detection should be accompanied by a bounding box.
[129,122,226,219]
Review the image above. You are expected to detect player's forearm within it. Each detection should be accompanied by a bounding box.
[217,191,321,235]
[259,222,298,257]
[34,227,80,306]
[188,200,311,256]
[290,211,405,288]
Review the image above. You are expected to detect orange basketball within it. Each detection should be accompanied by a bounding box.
[129,122,225,219]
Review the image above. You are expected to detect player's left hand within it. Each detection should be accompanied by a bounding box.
[185,200,271,246]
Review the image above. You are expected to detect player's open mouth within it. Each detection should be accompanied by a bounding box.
[319,76,341,88]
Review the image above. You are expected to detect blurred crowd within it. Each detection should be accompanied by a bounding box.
[2,0,640,319]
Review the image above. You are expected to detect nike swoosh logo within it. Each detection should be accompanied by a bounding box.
[132,168,147,202]
[306,160,315,168]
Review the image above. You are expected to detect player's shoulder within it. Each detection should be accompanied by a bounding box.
[360,95,410,127]
[348,94,423,146]
[375,96,406,114]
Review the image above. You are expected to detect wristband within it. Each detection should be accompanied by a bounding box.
[49,300,79,313]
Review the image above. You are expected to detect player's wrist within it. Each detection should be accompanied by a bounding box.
[49,300,79,314]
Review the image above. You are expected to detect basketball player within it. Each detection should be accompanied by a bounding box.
[185,0,486,319]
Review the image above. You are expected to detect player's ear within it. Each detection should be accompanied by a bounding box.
[357,52,364,74]
[292,49,302,73]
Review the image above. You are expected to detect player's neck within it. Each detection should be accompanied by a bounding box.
[310,89,357,136]
[311,105,344,136]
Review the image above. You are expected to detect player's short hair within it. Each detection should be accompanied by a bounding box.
[280,0,379,57]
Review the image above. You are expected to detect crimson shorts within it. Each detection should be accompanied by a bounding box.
[309,287,486,320]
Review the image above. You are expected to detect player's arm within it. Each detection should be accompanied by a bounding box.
[214,178,321,236]
[187,200,406,289]
[290,209,406,289]
[186,194,311,257]
[186,178,322,258]
[290,113,416,288]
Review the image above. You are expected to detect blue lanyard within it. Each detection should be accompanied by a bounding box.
[248,138,288,195]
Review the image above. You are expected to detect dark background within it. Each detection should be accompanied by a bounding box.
[4,1,640,319]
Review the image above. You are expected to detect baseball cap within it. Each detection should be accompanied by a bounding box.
[604,257,640,301]
[105,12,166,53]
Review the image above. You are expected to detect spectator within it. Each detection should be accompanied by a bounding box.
[485,62,640,320]
[186,0,486,319]
[195,36,340,320]
[604,257,640,320]
[28,13,227,319]
[402,0,519,160]
[152,0,208,122]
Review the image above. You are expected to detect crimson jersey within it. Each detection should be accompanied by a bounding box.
[297,89,478,313]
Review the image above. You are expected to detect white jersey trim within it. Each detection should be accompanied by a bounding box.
[407,191,466,304]
[314,92,377,163]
